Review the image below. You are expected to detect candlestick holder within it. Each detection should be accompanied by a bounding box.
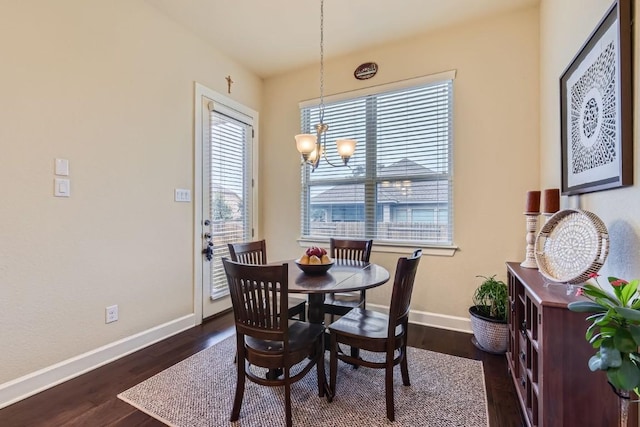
[520,212,539,269]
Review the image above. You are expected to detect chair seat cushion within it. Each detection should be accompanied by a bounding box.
[328,308,401,340]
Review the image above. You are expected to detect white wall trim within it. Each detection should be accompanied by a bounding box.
[194,81,260,320]
[366,302,472,334]
[0,314,196,410]
[299,69,458,108]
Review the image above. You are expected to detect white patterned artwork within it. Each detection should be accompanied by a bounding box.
[560,0,633,195]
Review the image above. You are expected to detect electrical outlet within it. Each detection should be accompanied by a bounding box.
[106,305,118,323]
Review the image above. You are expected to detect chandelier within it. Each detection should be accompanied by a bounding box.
[295,0,357,171]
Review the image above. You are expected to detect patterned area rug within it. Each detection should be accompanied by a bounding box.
[118,335,488,426]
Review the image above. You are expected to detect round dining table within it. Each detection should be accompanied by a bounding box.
[284,259,390,325]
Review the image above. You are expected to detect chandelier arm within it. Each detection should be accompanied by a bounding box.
[320,151,350,169]
[318,129,352,169]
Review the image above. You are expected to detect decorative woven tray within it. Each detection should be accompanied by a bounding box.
[535,209,609,284]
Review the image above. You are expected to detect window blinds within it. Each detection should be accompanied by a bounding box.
[300,76,453,246]
[208,109,253,299]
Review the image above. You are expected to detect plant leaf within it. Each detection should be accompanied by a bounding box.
[588,332,602,345]
[608,358,640,391]
[614,329,638,353]
[621,280,639,306]
[568,301,608,313]
[583,284,620,305]
[630,325,640,346]
[589,354,603,371]
[599,345,622,369]
[614,306,640,322]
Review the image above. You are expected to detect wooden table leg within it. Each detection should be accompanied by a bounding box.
[306,292,332,398]
[307,293,325,325]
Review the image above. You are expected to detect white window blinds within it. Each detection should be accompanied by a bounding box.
[208,108,253,299]
[300,74,454,246]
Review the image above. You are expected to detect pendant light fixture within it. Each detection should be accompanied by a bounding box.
[295,0,357,171]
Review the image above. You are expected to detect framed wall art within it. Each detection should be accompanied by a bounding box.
[560,0,633,195]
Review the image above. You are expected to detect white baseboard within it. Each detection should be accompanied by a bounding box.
[366,303,473,334]
[1,307,470,410]
[0,314,196,410]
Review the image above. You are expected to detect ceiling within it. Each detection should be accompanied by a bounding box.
[146,0,538,78]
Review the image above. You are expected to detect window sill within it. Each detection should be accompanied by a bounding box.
[297,238,458,257]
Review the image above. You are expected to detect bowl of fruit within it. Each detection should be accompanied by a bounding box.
[295,246,333,275]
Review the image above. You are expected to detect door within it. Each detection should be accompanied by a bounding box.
[195,84,258,320]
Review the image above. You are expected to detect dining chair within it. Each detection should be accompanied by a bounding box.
[327,249,422,422]
[222,258,326,427]
[228,239,307,321]
[323,238,373,322]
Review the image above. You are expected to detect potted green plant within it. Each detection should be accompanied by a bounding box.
[568,273,640,424]
[469,275,509,354]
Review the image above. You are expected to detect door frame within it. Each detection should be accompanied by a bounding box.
[193,82,260,323]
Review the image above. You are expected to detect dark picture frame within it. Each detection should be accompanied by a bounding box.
[560,0,633,195]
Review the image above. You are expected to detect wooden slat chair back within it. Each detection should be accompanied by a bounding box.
[330,238,373,262]
[324,238,374,322]
[228,240,306,321]
[327,249,422,422]
[227,240,267,265]
[222,259,326,427]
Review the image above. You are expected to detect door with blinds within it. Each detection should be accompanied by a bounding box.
[201,96,254,319]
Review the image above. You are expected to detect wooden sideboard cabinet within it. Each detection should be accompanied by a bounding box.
[506,262,636,427]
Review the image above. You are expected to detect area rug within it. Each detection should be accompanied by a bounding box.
[118,335,488,426]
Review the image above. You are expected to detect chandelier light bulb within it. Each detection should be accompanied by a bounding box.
[295,134,317,158]
[336,139,357,163]
[308,144,323,163]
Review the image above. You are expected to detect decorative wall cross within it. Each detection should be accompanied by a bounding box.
[225,75,234,94]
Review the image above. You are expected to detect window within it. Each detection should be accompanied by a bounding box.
[299,71,454,246]
[207,106,253,299]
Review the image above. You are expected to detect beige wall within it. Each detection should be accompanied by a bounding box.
[16,0,632,411]
[262,6,540,327]
[540,0,640,280]
[0,0,261,389]
[540,2,640,423]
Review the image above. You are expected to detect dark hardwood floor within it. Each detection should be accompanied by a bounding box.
[1,311,523,426]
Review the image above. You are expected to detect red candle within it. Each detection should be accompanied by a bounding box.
[542,188,560,214]
[524,190,541,213]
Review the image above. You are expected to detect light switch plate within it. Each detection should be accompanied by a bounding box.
[54,178,70,197]
[175,188,191,202]
[55,158,69,176]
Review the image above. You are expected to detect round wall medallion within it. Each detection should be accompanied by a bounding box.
[354,62,378,80]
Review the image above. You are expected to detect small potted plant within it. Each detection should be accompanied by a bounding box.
[469,274,509,354]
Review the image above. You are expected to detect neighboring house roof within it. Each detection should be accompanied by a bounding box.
[311,158,449,205]
[377,158,434,177]
[212,185,241,201]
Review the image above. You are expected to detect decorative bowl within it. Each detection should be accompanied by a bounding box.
[294,259,334,275]
[535,209,609,284]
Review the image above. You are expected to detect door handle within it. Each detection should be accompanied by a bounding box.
[202,245,213,261]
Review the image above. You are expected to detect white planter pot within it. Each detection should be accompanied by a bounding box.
[469,306,508,354]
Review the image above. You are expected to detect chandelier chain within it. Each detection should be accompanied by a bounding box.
[319,0,325,122]
[294,0,355,171]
